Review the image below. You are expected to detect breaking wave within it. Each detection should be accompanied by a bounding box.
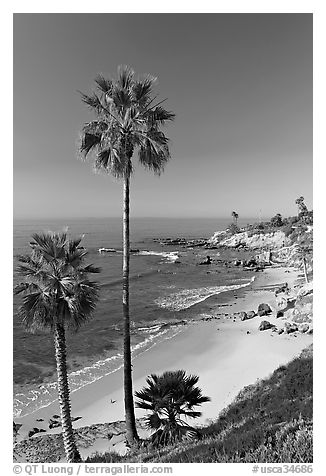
[13,323,183,418]
[154,278,255,312]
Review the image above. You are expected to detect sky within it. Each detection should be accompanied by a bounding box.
[13,13,313,219]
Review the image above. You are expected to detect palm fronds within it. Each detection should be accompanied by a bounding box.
[78,66,175,178]
[135,370,210,446]
[15,231,100,333]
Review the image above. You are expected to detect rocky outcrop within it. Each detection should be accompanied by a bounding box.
[298,323,310,333]
[14,419,148,463]
[283,281,313,327]
[208,230,288,250]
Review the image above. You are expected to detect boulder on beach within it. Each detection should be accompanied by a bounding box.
[276,310,284,318]
[258,303,272,317]
[284,322,299,334]
[298,323,310,333]
[247,311,256,319]
[259,320,274,331]
[276,295,289,310]
[239,311,247,321]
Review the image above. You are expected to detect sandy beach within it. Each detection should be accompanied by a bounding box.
[14,265,312,460]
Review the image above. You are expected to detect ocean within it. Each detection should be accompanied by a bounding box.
[13,217,255,417]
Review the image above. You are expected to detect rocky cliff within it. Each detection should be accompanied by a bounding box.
[208,230,289,250]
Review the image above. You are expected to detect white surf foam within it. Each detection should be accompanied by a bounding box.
[137,250,179,262]
[13,324,182,418]
[154,280,254,312]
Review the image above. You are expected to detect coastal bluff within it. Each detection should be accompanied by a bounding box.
[208,229,288,249]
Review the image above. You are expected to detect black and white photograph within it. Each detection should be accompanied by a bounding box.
[10,6,317,469]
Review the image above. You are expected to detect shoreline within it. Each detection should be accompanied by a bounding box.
[13,262,255,419]
[14,264,312,460]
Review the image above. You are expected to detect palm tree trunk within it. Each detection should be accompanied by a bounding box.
[302,256,309,283]
[123,175,139,446]
[53,323,82,463]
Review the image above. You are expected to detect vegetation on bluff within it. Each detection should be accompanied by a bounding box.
[87,346,312,463]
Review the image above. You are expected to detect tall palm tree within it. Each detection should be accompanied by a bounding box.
[14,232,100,462]
[135,370,210,446]
[78,65,175,445]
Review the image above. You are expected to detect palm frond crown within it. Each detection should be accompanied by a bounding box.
[135,370,210,445]
[14,231,100,333]
[78,66,175,178]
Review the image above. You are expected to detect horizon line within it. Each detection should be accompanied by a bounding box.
[13,215,273,221]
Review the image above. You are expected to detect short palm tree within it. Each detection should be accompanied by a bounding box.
[78,65,175,445]
[232,211,239,226]
[135,370,210,446]
[295,196,308,216]
[14,232,100,463]
[295,233,313,284]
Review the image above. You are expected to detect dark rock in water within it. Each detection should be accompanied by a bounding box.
[13,421,22,435]
[49,419,61,429]
[36,418,44,422]
[276,310,284,318]
[239,311,247,321]
[275,283,289,296]
[298,323,310,333]
[52,415,60,419]
[243,258,257,268]
[307,328,313,335]
[278,328,284,334]
[199,255,212,265]
[29,428,46,438]
[258,303,272,317]
[247,311,256,319]
[284,322,299,334]
[259,320,274,331]
[246,331,251,335]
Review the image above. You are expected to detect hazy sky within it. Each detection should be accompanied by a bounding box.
[13,13,312,219]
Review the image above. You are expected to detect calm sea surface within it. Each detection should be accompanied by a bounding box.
[13,217,255,417]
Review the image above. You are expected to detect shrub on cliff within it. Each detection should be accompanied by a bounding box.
[227,223,240,235]
[135,370,210,446]
[270,213,283,227]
